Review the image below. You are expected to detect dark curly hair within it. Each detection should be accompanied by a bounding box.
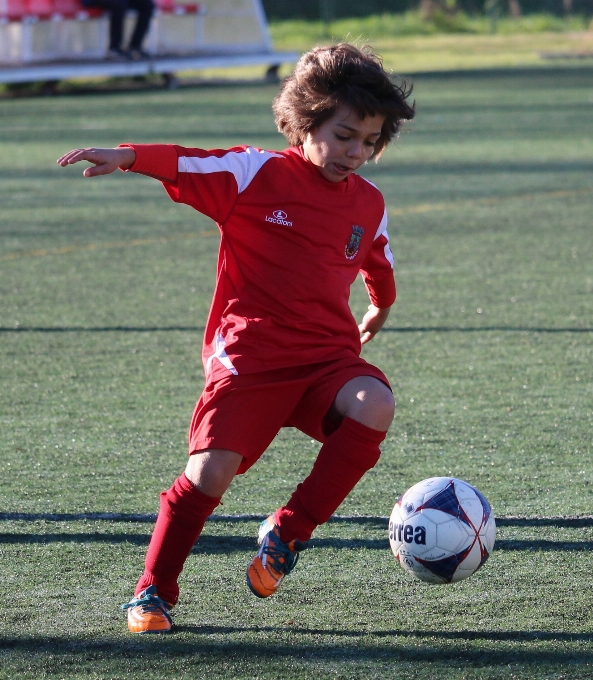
[273,43,415,160]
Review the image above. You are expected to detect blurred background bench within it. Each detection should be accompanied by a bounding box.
[0,0,297,85]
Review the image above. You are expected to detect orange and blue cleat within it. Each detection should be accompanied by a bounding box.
[246,515,308,598]
[122,585,173,634]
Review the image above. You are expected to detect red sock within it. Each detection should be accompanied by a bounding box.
[275,416,386,543]
[134,473,220,605]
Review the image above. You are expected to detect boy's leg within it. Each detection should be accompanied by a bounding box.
[275,376,394,543]
[127,449,241,632]
[247,374,394,597]
[134,366,316,615]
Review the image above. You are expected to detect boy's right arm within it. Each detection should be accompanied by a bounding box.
[57,147,136,176]
[58,143,246,224]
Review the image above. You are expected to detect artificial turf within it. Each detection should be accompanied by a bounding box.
[0,66,592,678]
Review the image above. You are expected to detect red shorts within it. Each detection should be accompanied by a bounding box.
[188,357,390,474]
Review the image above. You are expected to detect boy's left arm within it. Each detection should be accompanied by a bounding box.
[358,208,396,344]
[359,304,391,345]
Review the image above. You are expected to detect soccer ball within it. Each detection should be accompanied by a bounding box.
[388,477,496,584]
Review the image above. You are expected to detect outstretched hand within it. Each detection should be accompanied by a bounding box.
[56,147,136,177]
[359,304,391,345]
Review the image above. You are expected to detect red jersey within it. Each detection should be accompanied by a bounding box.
[126,144,396,381]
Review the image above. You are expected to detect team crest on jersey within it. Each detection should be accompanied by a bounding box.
[345,225,364,260]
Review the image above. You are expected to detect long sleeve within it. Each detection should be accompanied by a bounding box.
[359,206,396,308]
[122,143,280,224]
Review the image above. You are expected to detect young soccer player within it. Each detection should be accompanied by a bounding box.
[57,43,415,634]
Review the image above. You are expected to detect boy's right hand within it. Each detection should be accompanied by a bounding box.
[56,147,136,176]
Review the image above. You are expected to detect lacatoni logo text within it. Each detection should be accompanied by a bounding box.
[265,209,293,227]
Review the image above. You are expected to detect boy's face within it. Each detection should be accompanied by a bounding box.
[302,105,385,183]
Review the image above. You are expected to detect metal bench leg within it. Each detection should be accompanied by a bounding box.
[265,64,280,82]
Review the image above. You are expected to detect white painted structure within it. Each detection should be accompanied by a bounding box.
[0,0,297,85]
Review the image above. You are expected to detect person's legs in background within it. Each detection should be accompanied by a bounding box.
[127,0,155,57]
[80,0,154,59]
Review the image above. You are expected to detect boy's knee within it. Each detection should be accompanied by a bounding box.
[335,376,395,432]
[371,383,396,424]
[184,448,242,497]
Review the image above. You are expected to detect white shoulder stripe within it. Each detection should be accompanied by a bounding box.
[361,176,379,190]
[374,207,388,240]
[374,207,394,269]
[178,148,282,194]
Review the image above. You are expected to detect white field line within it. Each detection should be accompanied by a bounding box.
[1,512,592,523]
[0,512,366,522]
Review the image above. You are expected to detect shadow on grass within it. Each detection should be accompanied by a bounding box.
[2,513,593,527]
[369,159,593,176]
[411,66,593,82]
[1,628,592,669]
[1,325,593,333]
[176,625,593,643]
[2,532,593,554]
[3,159,593,190]
[0,326,206,333]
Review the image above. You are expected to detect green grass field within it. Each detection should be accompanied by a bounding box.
[1,64,593,678]
[184,13,593,81]
[269,14,593,73]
